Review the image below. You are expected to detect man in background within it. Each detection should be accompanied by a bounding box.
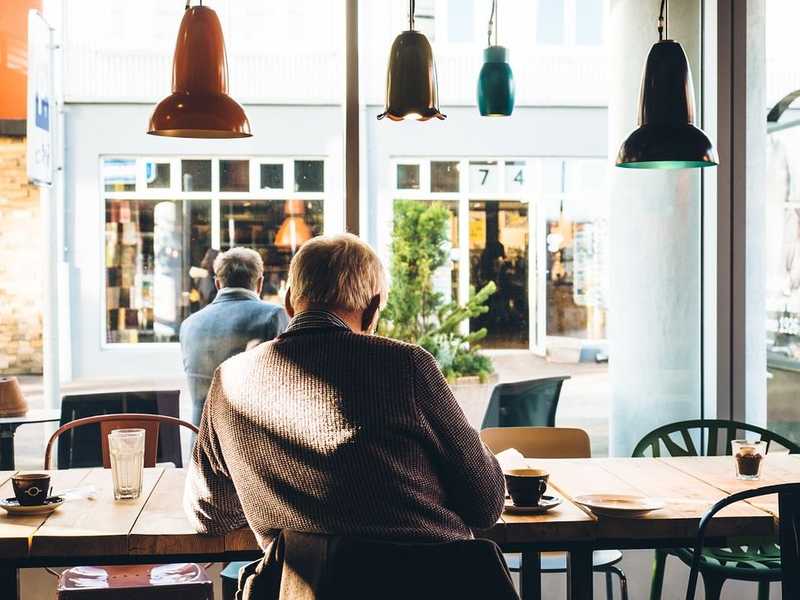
[180,247,288,426]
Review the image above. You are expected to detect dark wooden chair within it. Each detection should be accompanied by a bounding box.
[45,413,209,600]
[58,390,184,468]
[633,419,800,600]
[480,376,570,429]
[685,483,800,600]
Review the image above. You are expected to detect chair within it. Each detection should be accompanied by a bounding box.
[480,426,628,600]
[47,413,212,600]
[59,390,184,468]
[684,483,800,600]
[237,529,520,599]
[481,376,569,429]
[633,419,800,600]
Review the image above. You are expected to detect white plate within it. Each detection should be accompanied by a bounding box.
[0,496,64,516]
[503,495,562,515]
[573,494,664,518]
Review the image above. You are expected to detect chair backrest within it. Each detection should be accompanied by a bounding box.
[480,376,570,429]
[58,390,182,468]
[44,413,199,470]
[243,530,520,600]
[685,483,800,600]
[632,419,800,458]
[480,426,591,458]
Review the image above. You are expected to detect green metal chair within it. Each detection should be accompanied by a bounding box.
[632,419,800,600]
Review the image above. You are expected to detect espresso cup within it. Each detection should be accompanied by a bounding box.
[504,468,549,507]
[12,473,51,506]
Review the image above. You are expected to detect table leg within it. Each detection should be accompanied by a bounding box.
[567,545,593,600]
[0,425,16,471]
[519,551,541,600]
[0,565,19,600]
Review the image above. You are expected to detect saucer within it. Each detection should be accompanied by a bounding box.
[573,494,664,518]
[0,496,64,516]
[503,494,562,515]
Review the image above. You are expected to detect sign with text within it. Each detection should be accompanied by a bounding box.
[26,10,53,185]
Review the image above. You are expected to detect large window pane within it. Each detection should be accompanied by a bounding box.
[105,199,211,343]
[536,0,564,45]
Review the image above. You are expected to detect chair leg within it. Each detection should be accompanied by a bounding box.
[605,565,629,600]
[605,570,614,600]
[649,549,667,600]
[757,581,770,600]
[701,573,726,600]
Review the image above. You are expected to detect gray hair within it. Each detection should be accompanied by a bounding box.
[213,247,263,290]
[288,234,388,312]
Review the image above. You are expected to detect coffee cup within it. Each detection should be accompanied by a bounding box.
[12,473,51,506]
[504,468,549,507]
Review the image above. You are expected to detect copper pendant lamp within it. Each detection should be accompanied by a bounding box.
[378,0,445,121]
[148,1,251,138]
[616,0,716,169]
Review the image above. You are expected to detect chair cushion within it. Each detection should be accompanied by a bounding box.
[57,563,212,599]
[505,550,623,573]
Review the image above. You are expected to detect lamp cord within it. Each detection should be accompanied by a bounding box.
[658,0,667,40]
[409,0,415,30]
[487,0,498,47]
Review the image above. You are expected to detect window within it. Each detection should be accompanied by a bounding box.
[415,0,436,41]
[575,0,603,46]
[536,0,565,45]
[101,157,326,344]
[447,0,474,44]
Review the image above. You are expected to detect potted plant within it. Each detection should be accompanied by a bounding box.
[378,201,497,427]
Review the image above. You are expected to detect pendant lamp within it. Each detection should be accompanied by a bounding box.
[477,0,514,117]
[275,200,312,253]
[148,1,251,138]
[616,0,716,169]
[378,0,445,121]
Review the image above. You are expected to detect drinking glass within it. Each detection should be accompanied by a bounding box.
[109,428,145,500]
[731,439,767,481]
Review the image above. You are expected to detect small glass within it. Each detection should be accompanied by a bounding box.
[732,440,767,481]
[109,428,145,500]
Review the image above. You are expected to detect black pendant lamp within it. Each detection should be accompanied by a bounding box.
[149,0,251,138]
[477,0,514,117]
[378,0,445,121]
[616,0,717,169]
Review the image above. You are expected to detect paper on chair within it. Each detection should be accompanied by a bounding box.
[495,447,527,471]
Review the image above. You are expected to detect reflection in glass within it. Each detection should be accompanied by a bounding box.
[220,160,249,192]
[260,164,284,190]
[220,200,323,302]
[469,200,529,348]
[397,164,420,189]
[431,161,459,192]
[181,160,212,191]
[294,160,324,192]
[105,199,211,343]
[103,159,136,192]
[145,162,170,189]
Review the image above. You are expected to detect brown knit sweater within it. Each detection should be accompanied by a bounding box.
[184,311,505,549]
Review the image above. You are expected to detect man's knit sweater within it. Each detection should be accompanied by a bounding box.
[184,310,505,549]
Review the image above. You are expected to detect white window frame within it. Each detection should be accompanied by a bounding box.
[99,155,328,349]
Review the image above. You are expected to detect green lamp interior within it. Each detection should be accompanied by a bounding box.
[617,160,718,170]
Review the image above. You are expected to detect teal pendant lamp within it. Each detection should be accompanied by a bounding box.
[477,0,514,116]
[616,0,717,169]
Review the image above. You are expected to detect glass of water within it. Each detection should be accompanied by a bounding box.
[108,429,145,500]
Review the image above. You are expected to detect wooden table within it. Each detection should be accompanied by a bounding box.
[0,456,797,600]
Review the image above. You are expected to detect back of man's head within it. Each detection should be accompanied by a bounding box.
[288,234,387,312]
[214,247,264,290]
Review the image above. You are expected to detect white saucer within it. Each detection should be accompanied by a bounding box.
[573,494,664,518]
[0,496,64,516]
[503,495,562,515]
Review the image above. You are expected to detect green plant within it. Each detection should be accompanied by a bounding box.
[379,200,496,382]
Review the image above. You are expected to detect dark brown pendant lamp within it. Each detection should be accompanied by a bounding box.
[378,0,445,121]
[148,0,251,138]
[616,0,716,169]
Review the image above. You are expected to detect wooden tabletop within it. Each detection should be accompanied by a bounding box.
[0,455,797,563]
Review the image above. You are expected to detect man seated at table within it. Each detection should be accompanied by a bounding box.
[180,247,288,427]
[184,233,505,548]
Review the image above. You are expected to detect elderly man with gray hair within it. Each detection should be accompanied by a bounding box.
[184,233,504,549]
[179,247,288,427]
